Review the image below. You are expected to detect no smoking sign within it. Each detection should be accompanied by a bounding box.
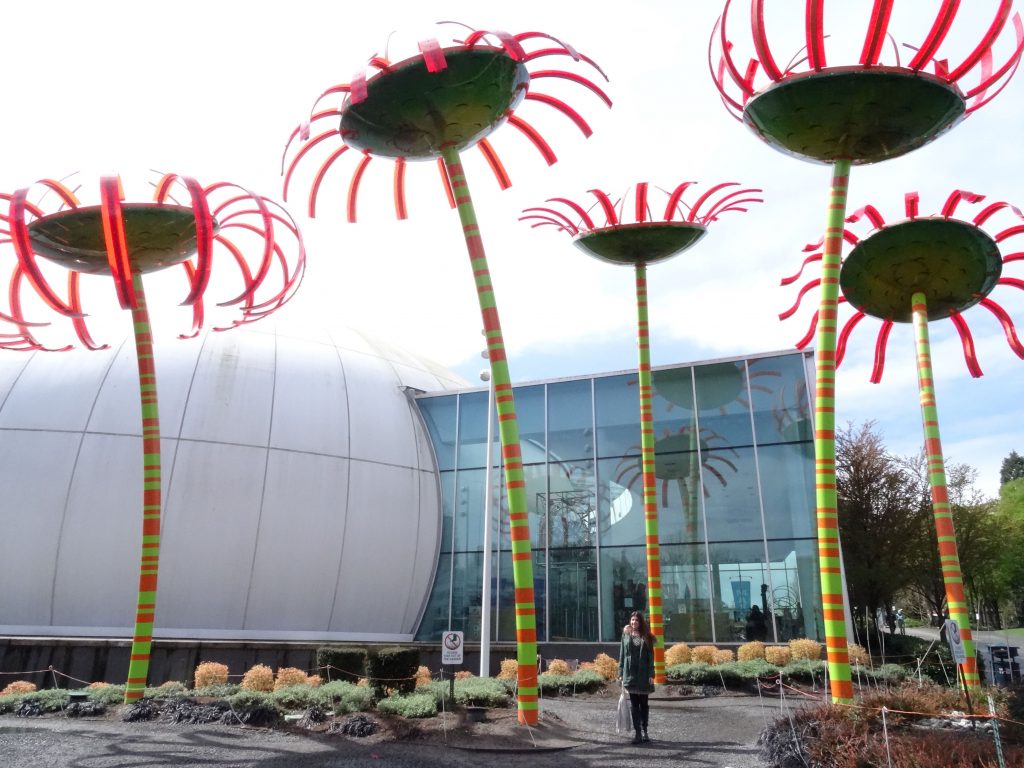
[441,630,464,665]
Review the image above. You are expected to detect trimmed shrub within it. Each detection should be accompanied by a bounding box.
[789,638,822,661]
[568,668,605,693]
[316,646,368,684]
[546,659,571,676]
[366,646,420,697]
[864,663,910,684]
[691,645,719,665]
[146,682,187,700]
[306,674,322,687]
[848,643,870,666]
[666,661,716,685]
[592,652,619,681]
[665,643,692,666]
[1,681,37,696]
[13,688,69,714]
[497,658,518,680]
[454,670,473,680]
[194,661,229,688]
[274,667,311,691]
[737,641,766,661]
[537,669,605,696]
[228,688,277,710]
[320,680,373,715]
[765,645,792,666]
[240,664,275,693]
[415,666,433,687]
[714,649,735,665]
[376,692,437,718]
[422,676,511,708]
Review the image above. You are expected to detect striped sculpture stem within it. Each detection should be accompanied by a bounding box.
[124,273,162,703]
[685,421,700,638]
[911,291,980,690]
[441,147,539,725]
[634,263,665,683]
[814,159,854,703]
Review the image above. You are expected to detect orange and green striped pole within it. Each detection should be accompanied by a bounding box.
[814,159,854,703]
[124,273,162,703]
[441,147,538,725]
[634,263,665,683]
[911,291,980,690]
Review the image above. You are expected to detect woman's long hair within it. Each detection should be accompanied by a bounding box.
[627,610,656,646]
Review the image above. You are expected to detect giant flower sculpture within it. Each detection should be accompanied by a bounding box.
[0,173,305,701]
[282,23,610,725]
[781,188,1024,688]
[710,0,1024,700]
[521,181,759,681]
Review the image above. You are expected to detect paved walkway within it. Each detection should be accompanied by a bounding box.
[0,692,782,768]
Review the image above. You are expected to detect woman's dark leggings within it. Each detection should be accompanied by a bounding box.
[628,692,649,732]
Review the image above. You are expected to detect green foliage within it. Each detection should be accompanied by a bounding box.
[536,668,607,697]
[87,685,126,705]
[375,692,437,718]
[665,662,717,685]
[319,680,373,714]
[271,684,323,711]
[0,692,23,714]
[227,689,278,711]
[13,689,70,713]
[193,683,240,698]
[421,677,511,708]
[145,682,188,700]
[863,663,910,683]
[366,646,420,697]
[316,646,368,684]
[1001,451,1024,486]
[780,659,827,683]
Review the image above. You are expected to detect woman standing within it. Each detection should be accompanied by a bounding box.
[619,610,655,744]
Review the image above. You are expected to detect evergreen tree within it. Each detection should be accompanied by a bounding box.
[1000,451,1024,486]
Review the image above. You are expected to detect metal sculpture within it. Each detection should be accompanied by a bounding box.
[710,0,1024,700]
[0,173,305,701]
[781,189,1024,689]
[522,181,759,680]
[282,23,610,725]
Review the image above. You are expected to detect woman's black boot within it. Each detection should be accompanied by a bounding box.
[642,728,650,742]
[632,730,642,745]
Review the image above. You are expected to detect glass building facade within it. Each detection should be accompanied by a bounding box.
[414,350,821,646]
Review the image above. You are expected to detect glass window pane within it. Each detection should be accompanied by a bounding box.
[694,361,753,448]
[600,545,649,642]
[547,379,592,462]
[453,468,488,552]
[652,367,695,438]
[594,373,640,459]
[414,553,451,641]
[418,396,457,471]
[701,447,764,543]
[708,541,773,643]
[766,538,822,642]
[450,552,483,640]
[439,471,455,554]
[749,354,813,445]
[597,458,646,547]
[661,543,713,643]
[495,551,546,643]
[515,385,546,461]
[548,548,598,641]
[759,442,816,540]
[457,390,489,469]
[545,460,595,548]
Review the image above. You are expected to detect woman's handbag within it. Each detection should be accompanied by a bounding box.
[615,682,632,733]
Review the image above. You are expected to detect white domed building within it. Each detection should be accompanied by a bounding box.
[0,320,464,644]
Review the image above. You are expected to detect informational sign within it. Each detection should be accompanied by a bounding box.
[441,630,464,665]
[943,619,967,664]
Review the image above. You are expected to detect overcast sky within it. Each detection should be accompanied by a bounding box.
[2,1,1022,497]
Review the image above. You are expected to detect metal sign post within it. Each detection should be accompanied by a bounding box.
[442,630,464,704]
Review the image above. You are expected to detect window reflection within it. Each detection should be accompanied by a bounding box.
[414,352,818,647]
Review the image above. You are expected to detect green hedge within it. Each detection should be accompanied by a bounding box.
[366,646,420,697]
[316,646,368,684]
[319,680,373,714]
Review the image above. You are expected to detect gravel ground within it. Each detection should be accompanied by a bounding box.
[0,691,785,767]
